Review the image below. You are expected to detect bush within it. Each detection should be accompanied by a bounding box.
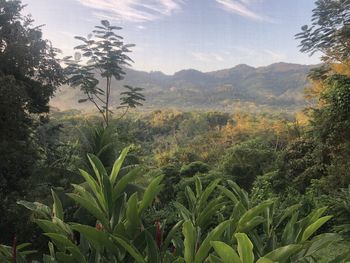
[179,161,210,177]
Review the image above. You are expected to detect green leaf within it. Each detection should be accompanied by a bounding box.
[211,241,242,263]
[87,154,107,185]
[282,212,299,245]
[67,193,109,228]
[125,193,140,235]
[111,235,145,263]
[51,190,64,220]
[101,170,113,216]
[194,176,202,197]
[145,230,160,263]
[70,224,118,253]
[16,243,32,251]
[183,220,196,263]
[185,186,196,211]
[35,219,62,235]
[262,244,302,262]
[78,169,104,207]
[45,233,86,263]
[174,202,192,221]
[195,220,231,263]
[198,197,226,229]
[275,204,302,228]
[238,200,273,228]
[303,233,342,258]
[162,220,184,253]
[110,146,131,186]
[17,200,51,219]
[198,179,220,211]
[227,181,249,209]
[208,254,223,263]
[256,258,276,263]
[218,185,239,204]
[138,175,164,215]
[113,167,142,201]
[237,216,265,233]
[301,215,333,242]
[52,218,73,237]
[235,233,254,263]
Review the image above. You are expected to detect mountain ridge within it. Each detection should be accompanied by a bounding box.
[51,62,318,113]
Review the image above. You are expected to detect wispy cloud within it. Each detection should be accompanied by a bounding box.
[76,0,184,22]
[191,52,224,62]
[215,0,273,22]
[263,49,286,62]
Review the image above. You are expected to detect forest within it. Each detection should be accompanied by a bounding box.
[1,0,350,262]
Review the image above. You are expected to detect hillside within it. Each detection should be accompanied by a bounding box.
[51,62,317,112]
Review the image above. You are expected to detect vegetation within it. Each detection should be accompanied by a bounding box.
[64,20,145,125]
[1,0,350,262]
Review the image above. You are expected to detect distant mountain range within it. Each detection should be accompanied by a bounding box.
[51,62,317,113]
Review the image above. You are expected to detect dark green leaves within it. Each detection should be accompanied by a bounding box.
[64,20,142,125]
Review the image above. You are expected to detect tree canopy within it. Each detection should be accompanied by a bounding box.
[64,20,145,125]
[296,0,350,65]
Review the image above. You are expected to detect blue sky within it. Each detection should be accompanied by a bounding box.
[23,0,320,74]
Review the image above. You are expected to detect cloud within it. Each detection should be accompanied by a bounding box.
[191,52,224,62]
[215,0,273,22]
[263,49,286,62]
[75,0,184,22]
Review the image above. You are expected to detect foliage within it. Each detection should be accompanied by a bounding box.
[17,146,165,262]
[15,163,349,262]
[296,0,350,64]
[312,74,350,146]
[180,162,210,177]
[0,0,64,244]
[219,139,277,190]
[2,0,350,261]
[64,20,144,125]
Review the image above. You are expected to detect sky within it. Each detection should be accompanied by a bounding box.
[22,0,321,74]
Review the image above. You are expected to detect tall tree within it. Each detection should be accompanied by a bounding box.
[287,0,350,193]
[0,0,64,243]
[0,0,64,189]
[64,20,145,126]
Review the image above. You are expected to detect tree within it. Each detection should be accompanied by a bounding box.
[64,20,145,126]
[296,0,350,65]
[293,0,350,194]
[0,0,64,194]
[219,139,276,190]
[0,0,64,243]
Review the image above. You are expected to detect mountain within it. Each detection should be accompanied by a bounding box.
[51,62,317,113]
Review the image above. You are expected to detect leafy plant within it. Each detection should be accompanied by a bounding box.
[19,146,164,262]
[12,152,349,262]
[64,20,144,125]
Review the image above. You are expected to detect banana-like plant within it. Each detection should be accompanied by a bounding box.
[210,233,302,263]
[13,158,349,262]
[19,146,165,262]
[210,232,350,263]
[218,180,344,262]
[174,177,227,230]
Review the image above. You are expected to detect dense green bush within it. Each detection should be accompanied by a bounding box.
[219,139,276,190]
[2,147,349,262]
[180,161,210,177]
